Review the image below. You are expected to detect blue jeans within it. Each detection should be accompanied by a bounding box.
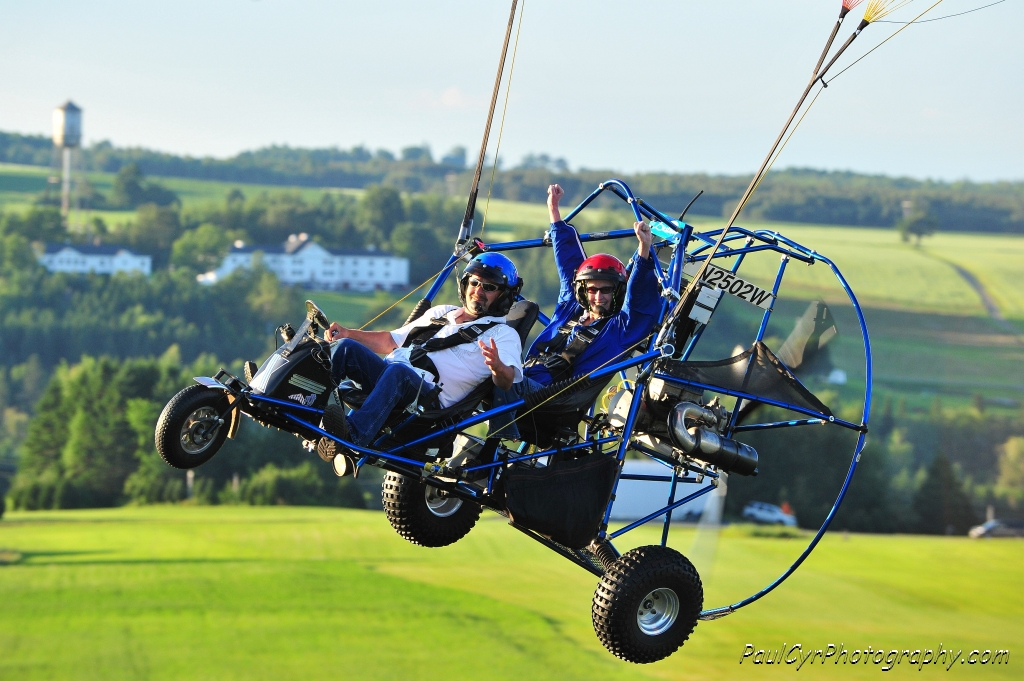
[331,339,436,446]
[488,376,546,439]
[490,373,603,439]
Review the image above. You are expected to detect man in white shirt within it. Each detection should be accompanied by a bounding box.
[323,253,524,449]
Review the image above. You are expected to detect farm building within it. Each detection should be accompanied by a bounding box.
[38,243,152,276]
[199,233,409,291]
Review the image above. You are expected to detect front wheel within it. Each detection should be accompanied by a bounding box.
[592,545,703,664]
[155,384,231,469]
[382,472,481,547]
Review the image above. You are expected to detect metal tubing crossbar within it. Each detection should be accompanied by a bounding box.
[687,243,815,265]
[652,373,863,432]
[462,436,619,471]
[608,483,717,539]
[248,393,324,416]
[732,418,827,432]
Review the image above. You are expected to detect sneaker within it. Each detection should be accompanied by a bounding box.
[317,404,349,462]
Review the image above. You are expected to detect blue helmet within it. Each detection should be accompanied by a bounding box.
[459,252,523,316]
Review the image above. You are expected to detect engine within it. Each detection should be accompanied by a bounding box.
[608,377,759,476]
[665,401,758,476]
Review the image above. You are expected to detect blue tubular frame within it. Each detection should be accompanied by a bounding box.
[222,179,871,622]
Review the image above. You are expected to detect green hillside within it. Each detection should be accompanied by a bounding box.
[309,217,1024,407]
[0,506,1018,680]
[0,162,353,222]
[2,162,1021,408]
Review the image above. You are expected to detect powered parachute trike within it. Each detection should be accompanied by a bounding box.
[154,0,889,664]
[154,176,872,663]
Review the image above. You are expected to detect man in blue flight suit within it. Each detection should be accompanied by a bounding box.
[488,183,661,440]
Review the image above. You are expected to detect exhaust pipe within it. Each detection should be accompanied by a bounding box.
[667,402,759,476]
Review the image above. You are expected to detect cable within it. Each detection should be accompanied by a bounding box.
[875,0,1005,22]
[739,0,947,211]
[748,86,826,199]
[825,0,947,85]
[460,0,521,242]
[358,5,528,330]
[357,258,462,330]
[480,0,526,239]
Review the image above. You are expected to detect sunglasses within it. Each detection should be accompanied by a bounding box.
[467,277,502,292]
[586,285,616,296]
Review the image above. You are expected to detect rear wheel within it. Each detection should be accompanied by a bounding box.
[382,472,481,547]
[592,545,703,664]
[155,385,231,470]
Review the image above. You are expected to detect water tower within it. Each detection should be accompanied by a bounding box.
[52,101,82,218]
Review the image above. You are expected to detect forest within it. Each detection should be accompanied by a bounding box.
[3,129,1023,234]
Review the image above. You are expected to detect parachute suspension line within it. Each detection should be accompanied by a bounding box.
[824,0,946,85]
[673,0,854,310]
[754,0,945,197]
[666,0,939,336]
[814,1,862,78]
[874,0,1003,24]
[458,0,520,248]
[749,86,826,199]
[479,0,526,240]
[364,1,516,327]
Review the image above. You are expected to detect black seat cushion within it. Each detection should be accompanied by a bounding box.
[513,380,609,448]
[505,299,539,346]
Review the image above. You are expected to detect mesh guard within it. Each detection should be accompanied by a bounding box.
[658,341,832,418]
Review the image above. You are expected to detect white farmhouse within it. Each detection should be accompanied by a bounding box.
[39,243,152,276]
[200,234,409,292]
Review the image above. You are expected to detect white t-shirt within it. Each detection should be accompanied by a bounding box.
[387,305,523,408]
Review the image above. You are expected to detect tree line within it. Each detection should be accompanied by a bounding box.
[2,130,1022,234]
[0,184,464,509]
[7,350,365,511]
[726,394,1024,534]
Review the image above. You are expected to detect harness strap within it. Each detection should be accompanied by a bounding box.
[402,318,448,348]
[403,318,503,372]
[525,316,610,382]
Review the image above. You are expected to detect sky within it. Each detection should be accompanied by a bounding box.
[1,0,1022,182]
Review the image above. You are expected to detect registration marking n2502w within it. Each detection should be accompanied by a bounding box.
[682,262,775,310]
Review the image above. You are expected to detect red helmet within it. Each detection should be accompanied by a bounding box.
[574,254,627,316]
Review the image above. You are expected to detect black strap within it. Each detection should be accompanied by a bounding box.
[409,354,441,383]
[404,317,502,371]
[525,316,609,382]
[402,318,448,348]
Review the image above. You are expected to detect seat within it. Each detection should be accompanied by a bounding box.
[512,380,608,449]
[336,300,541,456]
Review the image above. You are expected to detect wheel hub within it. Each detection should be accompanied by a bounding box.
[180,407,222,455]
[424,487,463,518]
[636,587,680,636]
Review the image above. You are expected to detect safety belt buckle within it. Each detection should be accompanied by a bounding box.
[542,355,568,369]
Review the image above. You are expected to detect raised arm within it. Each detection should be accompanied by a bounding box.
[547,184,565,224]
[620,250,661,330]
[547,184,587,304]
[634,219,653,260]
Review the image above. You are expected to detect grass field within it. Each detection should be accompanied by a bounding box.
[0,162,357,226]
[0,506,1019,680]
